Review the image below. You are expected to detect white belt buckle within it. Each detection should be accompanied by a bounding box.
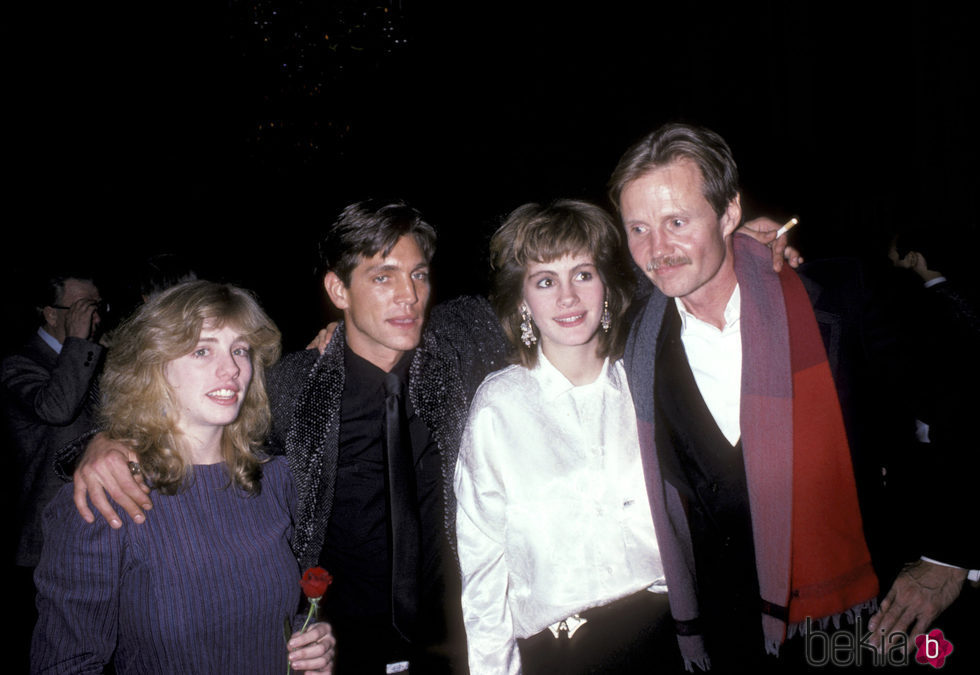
[547,614,588,639]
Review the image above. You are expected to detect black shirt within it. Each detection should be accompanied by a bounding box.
[319,346,443,622]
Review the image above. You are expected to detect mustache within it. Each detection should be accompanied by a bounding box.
[645,256,691,272]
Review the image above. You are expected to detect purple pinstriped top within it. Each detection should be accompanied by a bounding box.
[31,456,301,674]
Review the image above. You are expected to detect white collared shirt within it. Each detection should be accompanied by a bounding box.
[675,285,742,446]
[675,285,979,580]
[454,352,665,675]
[37,327,63,354]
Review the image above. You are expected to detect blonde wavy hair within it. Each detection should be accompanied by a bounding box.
[99,280,282,495]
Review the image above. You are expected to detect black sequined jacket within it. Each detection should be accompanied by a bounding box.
[266,295,508,570]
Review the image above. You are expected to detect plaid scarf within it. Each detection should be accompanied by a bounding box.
[625,233,879,670]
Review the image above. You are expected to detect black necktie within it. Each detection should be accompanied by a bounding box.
[383,371,421,641]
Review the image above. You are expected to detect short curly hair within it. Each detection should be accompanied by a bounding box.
[489,199,635,368]
[99,280,281,495]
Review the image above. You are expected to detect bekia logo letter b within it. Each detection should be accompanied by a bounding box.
[915,629,954,669]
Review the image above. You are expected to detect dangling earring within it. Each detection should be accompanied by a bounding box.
[520,303,537,348]
[600,298,611,333]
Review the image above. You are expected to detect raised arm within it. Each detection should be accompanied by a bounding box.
[305,322,338,354]
[1,338,103,425]
[740,216,804,271]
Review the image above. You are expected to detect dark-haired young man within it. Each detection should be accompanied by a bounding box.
[63,195,797,673]
[67,201,509,673]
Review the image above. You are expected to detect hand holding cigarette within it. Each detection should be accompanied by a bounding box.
[740,216,803,269]
[775,216,799,239]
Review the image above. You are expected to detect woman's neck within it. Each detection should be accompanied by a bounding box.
[541,342,605,386]
[179,426,225,465]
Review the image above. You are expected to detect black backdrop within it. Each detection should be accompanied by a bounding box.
[4,1,978,351]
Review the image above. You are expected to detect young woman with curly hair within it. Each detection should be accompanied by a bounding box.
[455,200,679,674]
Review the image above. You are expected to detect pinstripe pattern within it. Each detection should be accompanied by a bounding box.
[32,457,301,674]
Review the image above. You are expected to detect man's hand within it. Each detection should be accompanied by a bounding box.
[892,249,944,284]
[66,297,100,340]
[740,217,804,272]
[868,560,967,650]
[73,432,153,528]
[288,622,336,673]
[305,322,339,355]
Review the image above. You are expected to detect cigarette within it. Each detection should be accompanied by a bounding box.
[775,217,799,238]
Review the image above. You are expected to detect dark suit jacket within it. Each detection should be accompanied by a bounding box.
[265,295,508,572]
[2,333,103,566]
[265,295,506,670]
[801,260,980,571]
[627,257,973,594]
[50,296,509,570]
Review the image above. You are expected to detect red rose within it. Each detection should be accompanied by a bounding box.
[300,567,333,600]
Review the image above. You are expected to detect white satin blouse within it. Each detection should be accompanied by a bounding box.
[454,352,666,675]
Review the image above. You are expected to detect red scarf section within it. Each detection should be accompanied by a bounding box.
[780,265,879,627]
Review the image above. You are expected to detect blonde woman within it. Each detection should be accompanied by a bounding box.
[32,281,335,674]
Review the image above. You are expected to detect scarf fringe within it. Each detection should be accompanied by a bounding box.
[786,597,880,641]
[682,655,711,673]
[678,635,711,672]
[764,598,880,656]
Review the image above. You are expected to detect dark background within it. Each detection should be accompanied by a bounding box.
[4,1,978,351]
